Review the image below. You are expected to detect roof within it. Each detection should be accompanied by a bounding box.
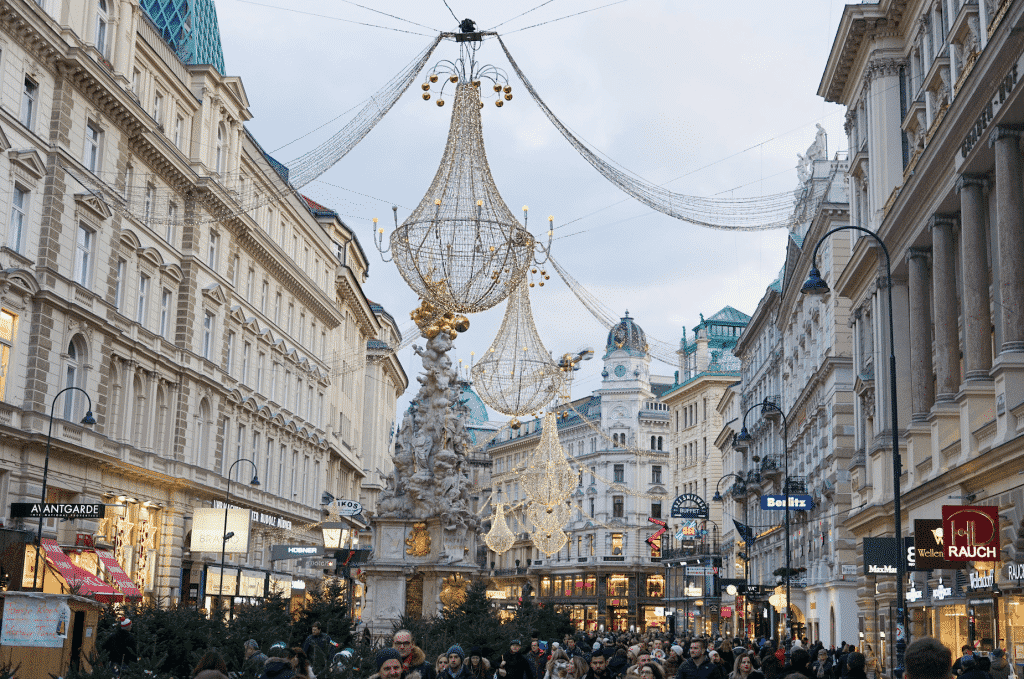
[245,129,291,185]
[301,195,338,218]
[367,300,401,342]
[703,306,751,327]
[366,339,390,350]
[142,0,226,75]
[604,312,648,359]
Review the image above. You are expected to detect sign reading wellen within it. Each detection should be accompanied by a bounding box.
[190,508,251,554]
[10,503,104,519]
[914,518,965,569]
[942,505,999,561]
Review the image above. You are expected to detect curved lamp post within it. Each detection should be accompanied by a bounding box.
[33,387,97,590]
[801,225,906,676]
[712,473,746,502]
[219,459,260,609]
[734,397,791,645]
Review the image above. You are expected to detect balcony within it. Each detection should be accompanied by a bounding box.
[760,456,782,475]
[493,567,529,576]
[730,483,746,499]
[784,477,807,494]
[745,470,762,484]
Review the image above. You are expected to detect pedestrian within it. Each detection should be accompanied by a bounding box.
[245,640,269,674]
[395,629,438,679]
[442,645,472,679]
[782,648,815,679]
[719,644,735,672]
[500,640,537,679]
[730,652,765,679]
[956,648,977,677]
[289,647,315,679]
[302,622,333,663]
[437,655,450,676]
[610,648,631,679]
[586,648,614,679]
[959,657,992,679]
[531,641,550,679]
[903,639,952,679]
[811,650,832,679]
[641,663,667,679]
[675,639,725,679]
[468,647,491,679]
[102,617,138,670]
[193,651,231,679]
[665,646,684,678]
[845,654,867,679]
[261,642,296,679]
[547,650,575,679]
[988,650,1012,679]
[372,649,406,679]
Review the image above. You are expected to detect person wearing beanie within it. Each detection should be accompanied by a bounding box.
[468,646,492,679]
[244,639,268,674]
[500,639,536,679]
[101,617,138,669]
[372,648,406,679]
[989,650,1011,679]
[394,629,437,679]
[664,647,684,679]
[260,642,294,679]
[442,645,471,679]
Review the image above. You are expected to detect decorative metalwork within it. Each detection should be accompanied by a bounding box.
[440,573,469,610]
[384,80,535,314]
[419,39,513,109]
[405,522,431,556]
[484,503,516,554]
[471,281,560,416]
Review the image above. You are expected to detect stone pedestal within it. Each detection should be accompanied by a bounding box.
[992,352,1024,445]
[929,402,960,473]
[905,421,932,484]
[360,516,480,639]
[957,380,997,459]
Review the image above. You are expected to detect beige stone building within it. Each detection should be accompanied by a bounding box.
[0,0,406,607]
[820,0,1024,664]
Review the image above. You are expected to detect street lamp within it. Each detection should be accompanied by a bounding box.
[736,397,792,647]
[801,226,906,676]
[219,459,260,610]
[712,473,746,502]
[33,387,96,590]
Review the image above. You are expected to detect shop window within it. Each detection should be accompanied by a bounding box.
[607,573,628,596]
[540,577,551,597]
[647,574,665,597]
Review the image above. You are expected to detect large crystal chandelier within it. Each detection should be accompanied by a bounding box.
[484,502,516,554]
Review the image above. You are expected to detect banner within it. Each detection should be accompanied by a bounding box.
[914,519,965,569]
[1,593,71,648]
[942,505,999,561]
[191,508,251,554]
[733,519,756,546]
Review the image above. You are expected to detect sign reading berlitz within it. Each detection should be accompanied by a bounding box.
[942,505,999,561]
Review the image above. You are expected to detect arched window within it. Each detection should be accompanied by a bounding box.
[132,373,145,447]
[198,399,211,468]
[154,385,167,454]
[215,124,226,174]
[63,337,85,420]
[96,0,109,57]
[657,436,663,451]
[612,433,619,446]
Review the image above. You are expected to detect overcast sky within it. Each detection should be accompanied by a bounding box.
[215,0,850,417]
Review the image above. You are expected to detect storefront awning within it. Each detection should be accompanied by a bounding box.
[96,549,143,599]
[40,539,121,603]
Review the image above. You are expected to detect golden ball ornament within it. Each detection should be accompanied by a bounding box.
[454,316,470,333]
[504,93,513,101]
[494,84,502,92]
[421,83,430,91]
[495,100,503,107]
[509,418,522,430]
[503,85,512,94]
[422,93,431,101]
[429,74,438,83]
[437,99,445,107]
[449,75,459,83]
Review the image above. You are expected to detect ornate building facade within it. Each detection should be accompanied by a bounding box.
[0,0,406,606]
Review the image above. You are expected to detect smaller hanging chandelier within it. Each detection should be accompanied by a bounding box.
[484,503,516,554]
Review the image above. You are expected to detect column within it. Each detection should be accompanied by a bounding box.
[908,247,935,420]
[957,174,992,380]
[991,126,1024,353]
[931,216,961,401]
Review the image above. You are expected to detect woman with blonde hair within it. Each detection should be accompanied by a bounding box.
[545,650,574,679]
[437,654,450,675]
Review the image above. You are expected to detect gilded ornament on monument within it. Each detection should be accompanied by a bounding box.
[440,573,469,610]
[405,522,431,556]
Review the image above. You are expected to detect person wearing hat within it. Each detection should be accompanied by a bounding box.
[260,641,295,679]
[441,646,471,679]
[989,650,1012,679]
[500,640,536,679]
[102,617,138,670]
[372,648,406,679]
[468,646,492,679]
[244,639,269,673]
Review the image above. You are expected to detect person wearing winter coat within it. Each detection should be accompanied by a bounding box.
[811,650,833,679]
[781,648,816,679]
[441,645,473,679]
[371,648,411,679]
[530,641,551,679]
[302,623,333,662]
[193,651,231,679]
[467,647,492,679]
[395,630,438,679]
[729,652,765,679]
[989,650,1012,679]
[610,649,631,679]
[500,640,537,679]
[845,653,868,679]
[102,617,138,668]
[261,642,296,679]
[676,639,726,679]
[960,656,993,679]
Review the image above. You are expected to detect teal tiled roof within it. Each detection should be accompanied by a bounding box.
[142,0,226,74]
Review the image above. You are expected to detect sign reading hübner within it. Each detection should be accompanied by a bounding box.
[942,505,1000,561]
[10,503,104,519]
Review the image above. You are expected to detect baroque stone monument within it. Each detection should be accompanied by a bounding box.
[360,326,481,636]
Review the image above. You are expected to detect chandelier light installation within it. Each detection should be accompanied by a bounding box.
[471,280,561,417]
[484,502,516,554]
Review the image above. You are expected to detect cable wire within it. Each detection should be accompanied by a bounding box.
[443,0,459,23]
[231,0,435,36]
[504,0,629,34]
[487,0,558,30]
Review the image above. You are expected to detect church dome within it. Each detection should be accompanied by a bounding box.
[604,312,648,358]
[458,381,491,425]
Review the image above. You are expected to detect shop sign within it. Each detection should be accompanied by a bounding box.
[684,586,702,596]
[1004,562,1024,584]
[942,505,999,561]
[915,518,966,568]
[677,521,698,540]
[486,590,506,599]
[670,494,708,519]
[760,495,814,510]
[907,584,923,602]
[251,510,292,530]
[299,558,337,569]
[191,508,250,554]
[932,580,953,601]
[969,569,995,590]
[841,565,857,575]
[721,606,733,618]
[863,537,900,575]
[654,606,665,616]
[10,502,104,519]
[325,499,363,516]
[270,545,324,561]
[686,566,715,575]
[0,593,71,648]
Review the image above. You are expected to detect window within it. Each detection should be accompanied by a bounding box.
[657,435,663,451]
[166,203,176,244]
[274,292,282,324]
[74,224,94,285]
[8,186,28,253]
[611,533,623,555]
[613,496,624,518]
[64,338,84,421]
[153,91,164,125]
[589,497,595,518]
[132,69,140,93]
[299,313,305,344]
[651,502,662,519]
[215,124,225,173]
[257,352,265,393]
[174,115,184,147]
[95,0,108,56]
[85,122,102,172]
[21,78,37,129]
[208,231,218,268]
[0,310,16,400]
[613,464,624,483]
[136,274,148,325]
[202,312,214,359]
[652,465,662,484]
[242,342,251,383]
[144,184,155,224]
[159,289,172,338]
[231,255,239,288]
[225,331,235,374]
[261,281,269,314]
[246,269,254,301]
[114,258,126,309]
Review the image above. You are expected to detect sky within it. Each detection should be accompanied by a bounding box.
[214,0,851,417]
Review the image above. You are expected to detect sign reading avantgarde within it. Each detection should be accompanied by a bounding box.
[11,503,104,519]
